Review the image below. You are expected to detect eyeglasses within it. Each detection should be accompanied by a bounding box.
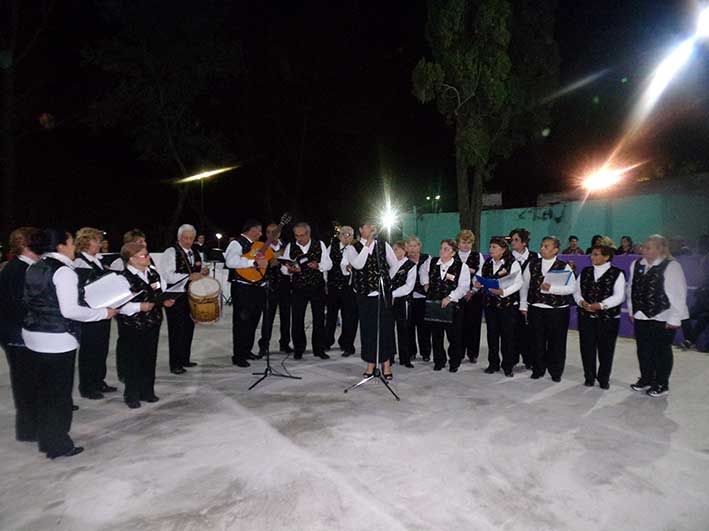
[135,253,150,259]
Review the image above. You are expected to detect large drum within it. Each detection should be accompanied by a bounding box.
[188,277,222,324]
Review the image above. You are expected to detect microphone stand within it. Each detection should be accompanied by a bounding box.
[344,236,400,401]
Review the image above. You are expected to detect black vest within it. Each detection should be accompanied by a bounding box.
[289,239,325,290]
[327,243,349,289]
[265,242,289,291]
[458,251,481,274]
[117,267,164,330]
[578,265,623,319]
[427,258,462,300]
[480,257,520,309]
[516,250,539,273]
[76,253,109,307]
[527,257,572,307]
[391,259,415,294]
[412,253,430,297]
[351,240,392,296]
[169,243,202,288]
[631,259,672,318]
[23,257,81,339]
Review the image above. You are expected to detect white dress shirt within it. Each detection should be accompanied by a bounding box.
[410,255,431,299]
[159,245,197,292]
[22,253,109,353]
[420,257,471,303]
[520,257,576,311]
[343,239,398,297]
[74,251,104,270]
[573,263,626,317]
[389,258,417,300]
[513,248,534,266]
[280,240,333,276]
[120,265,168,316]
[627,258,689,327]
[458,250,485,294]
[18,254,36,267]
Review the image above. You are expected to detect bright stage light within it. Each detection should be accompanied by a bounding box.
[582,162,645,192]
[697,7,709,38]
[216,233,223,240]
[381,206,398,232]
[174,165,240,184]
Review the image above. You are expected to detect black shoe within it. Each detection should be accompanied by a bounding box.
[681,339,693,350]
[342,350,355,357]
[449,366,459,373]
[280,345,294,354]
[234,360,251,368]
[383,372,393,380]
[584,380,594,387]
[647,384,669,397]
[630,379,652,392]
[142,395,160,403]
[524,363,533,370]
[530,372,543,380]
[599,382,610,390]
[293,352,303,360]
[324,345,332,352]
[170,368,186,375]
[72,404,79,411]
[314,352,330,360]
[363,371,374,378]
[504,371,513,378]
[80,391,104,400]
[403,362,414,368]
[433,364,444,371]
[484,367,499,374]
[49,446,84,459]
[248,352,259,360]
[100,382,118,393]
[184,362,198,367]
[468,356,478,364]
[422,356,430,362]
[551,376,561,382]
[126,400,141,409]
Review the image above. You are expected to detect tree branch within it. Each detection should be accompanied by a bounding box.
[14,0,58,65]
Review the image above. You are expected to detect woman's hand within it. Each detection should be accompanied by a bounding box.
[106,308,120,319]
[473,281,483,290]
[488,288,503,296]
[189,272,202,281]
[540,282,551,292]
[163,299,176,308]
[140,302,155,312]
[441,297,451,308]
[665,323,680,330]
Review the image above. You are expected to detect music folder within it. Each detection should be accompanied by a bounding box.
[423,299,455,323]
[84,273,136,309]
[155,277,188,303]
[277,256,298,266]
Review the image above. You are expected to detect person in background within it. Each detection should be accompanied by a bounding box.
[616,235,636,255]
[74,227,116,399]
[521,235,576,382]
[194,234,206,254]
[109,229,147,272]
[456,230,485,363]
[390,240,417,368]
[100,239,110,254]
[574,237,625,389]
[585,235,602,255]
[0,227,40,443]
[681,234,709,350]
[22,228,117,459]
[405,235,432,362]
[628,235,689,397]
[562,235,585,255]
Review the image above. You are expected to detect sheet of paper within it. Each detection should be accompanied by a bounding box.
[543,269,573,289]
[84,273,135,309]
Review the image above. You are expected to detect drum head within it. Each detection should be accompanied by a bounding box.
[190,277,221,297]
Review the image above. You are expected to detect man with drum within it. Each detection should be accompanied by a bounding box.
[159,224,209,374]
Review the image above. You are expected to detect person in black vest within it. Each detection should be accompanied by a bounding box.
[627,234,688,397]
[405,235,432,361]
[476,237,523,376]
[225,220,270,367]
[520,235,576,382]
[573,237,625,389]
[74,227,117,399]
[420,239,471,372]
[325,225,358,356]
[389,240,417,368]
[159,224,209,374]
[343,222,398,378]
[118,242,175,408]
[281,222,332,360]
[509,228,539,370]
[258,223,294,355]
[22,228,117,459]
[456,230,485,363]
[0,226,40,443]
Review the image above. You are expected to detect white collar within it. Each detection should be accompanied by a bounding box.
[127,264,149,277]
[542,256,557,265]
[593,262,611,273]
[396,257,408,266]
[492,257,505,265]
[297,240,312,249]
[641,257,664,267]
[82,251,101,264]
[513,248,529,260]
[241,234,254,243]
[18,254,37,266]
[458,249,471,258]
[46,252,74,268]
[179,245,193,254]
[437,257,454,266]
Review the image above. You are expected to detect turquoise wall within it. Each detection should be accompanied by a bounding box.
[402,192,709,255]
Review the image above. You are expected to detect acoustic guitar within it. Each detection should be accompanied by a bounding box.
[234,212,292,283]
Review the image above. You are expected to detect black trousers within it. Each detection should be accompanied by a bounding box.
[232,282,266,362]
[259,278,292,352]
[528,306,570,379]
[2,343,38,441]
[165,296,195,370]
[578,314,620,385]
[291,286,326,355]
[78,319,112,394]
[634,319,676,387]
[121,325,160,402]
[31,349,76,458]
[460,293,483,360]
[324,285,358,352]
[514,309,535,368]
[429,303,464,369]
[408,297,432,359]
[116,320,128,381]
[484,305,518,372]
[393,298,411,364]
[357,295,395,364]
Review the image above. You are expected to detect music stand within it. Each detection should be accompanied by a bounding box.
[343,238,400,401]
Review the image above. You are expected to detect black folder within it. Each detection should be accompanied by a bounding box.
[424,299,455,324]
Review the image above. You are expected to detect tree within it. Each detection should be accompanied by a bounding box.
[412,0,559,238]
[82,1,240,243]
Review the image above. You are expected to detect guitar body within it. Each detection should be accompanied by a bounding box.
[235,242,275,283]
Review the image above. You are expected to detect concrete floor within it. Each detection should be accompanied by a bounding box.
[1,307,708,531]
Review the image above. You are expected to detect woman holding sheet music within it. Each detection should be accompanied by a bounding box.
[475,237,523,377]
[117,242,175,409]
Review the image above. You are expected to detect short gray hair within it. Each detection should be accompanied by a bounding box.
[293,222,311,233]
[177,224,197,239]
[339,225,354,237]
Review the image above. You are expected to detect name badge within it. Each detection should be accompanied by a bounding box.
[150,281,161,290]
[298,256,309,264]
[445,273,456,281]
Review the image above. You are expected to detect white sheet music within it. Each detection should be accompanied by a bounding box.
[542,269,573,290]
[84,273,136,309]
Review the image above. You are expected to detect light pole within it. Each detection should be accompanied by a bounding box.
[216,232,223,249]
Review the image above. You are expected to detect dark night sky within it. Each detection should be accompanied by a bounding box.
[8,0,709,248]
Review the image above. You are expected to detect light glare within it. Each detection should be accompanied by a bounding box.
[175,165,240,184]
[697,7,709,38]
